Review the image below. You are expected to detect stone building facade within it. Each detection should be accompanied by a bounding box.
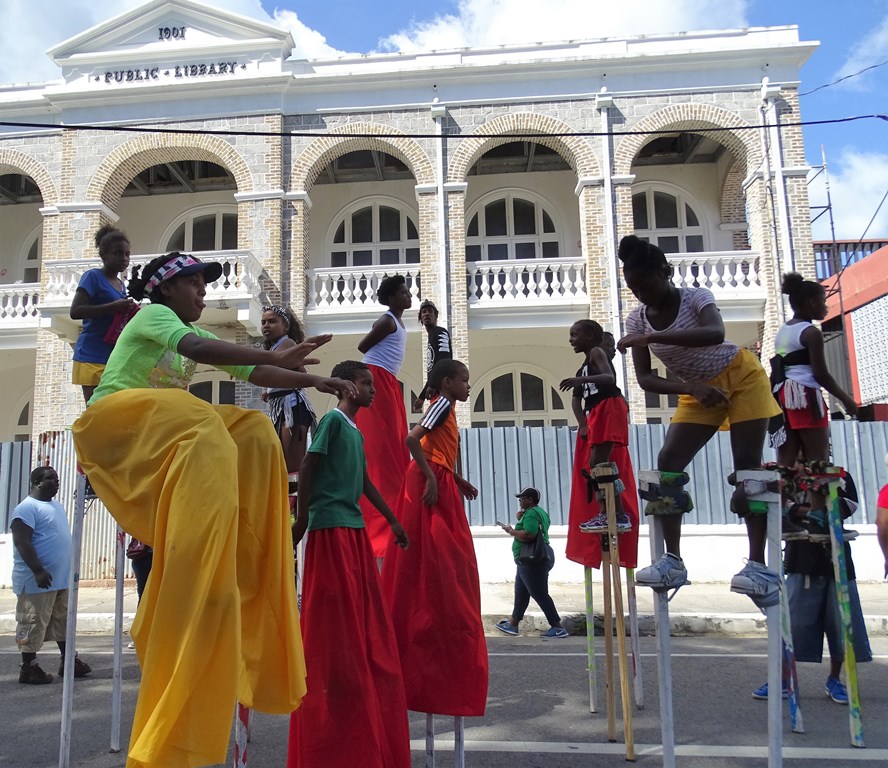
[0,0,819,441]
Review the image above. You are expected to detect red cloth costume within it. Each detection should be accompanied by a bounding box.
[355,364,410,557]
[566,397,640,569]
[382,400,488,716]
[287,527,410,768]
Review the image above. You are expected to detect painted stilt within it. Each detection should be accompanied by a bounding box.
[638,470,675,768]
[824,470,865,748]
[626,570,644,709]
[233,703,251,768]
[454,716,465,768]
[111,527,125,753]
[601,541,616,742]
[425,714,435,768]
[58,472,88,768]
[584,566,597,713]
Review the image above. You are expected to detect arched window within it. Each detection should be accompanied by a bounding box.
[328,199,420,268]
[470,365,568,427]
[465,191,561,262]
[10,393,31,442]
[631,185,706,253]
[188,373,237,405]
[162,205,238,252]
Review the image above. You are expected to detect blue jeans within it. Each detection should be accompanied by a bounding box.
[512,551,561,627]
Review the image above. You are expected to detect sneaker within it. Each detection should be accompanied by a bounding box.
[781,515,809,541]
[127,641,135,650]
[19,660,53,685]
[541,627,569,639]
[730,560,781,607]
[752,681,789,700]
[495,619,519,636]
[579,512,632,533]
[841,528,859,542]
[635,553,688,589]
[59,655,91,678]
[825,676,848,705]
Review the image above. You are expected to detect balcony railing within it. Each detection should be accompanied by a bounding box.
[666,251,762,297]
[813,239,888,279]
[306,266,422,312]
[0,283,40,328]
[467,258,586,306]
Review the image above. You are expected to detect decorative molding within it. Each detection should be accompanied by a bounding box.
[611,175,637,186]
[719,222,748,232]
[574,177,604,195]
[442,182,468,194]
[414,183,438,197]
[234,189,285,203]
[54,202,120,222]
[284,191,312,209]
[39,206,60,218]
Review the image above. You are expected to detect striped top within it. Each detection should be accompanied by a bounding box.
[625,287,738,382]
[419,396,457,470]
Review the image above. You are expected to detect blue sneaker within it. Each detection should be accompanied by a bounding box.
[541,627,569,639]
[495,619,519,636]
[752,681,788,700]
[825,676,848,705]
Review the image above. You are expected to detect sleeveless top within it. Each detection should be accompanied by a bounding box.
[773,321,818,389]
[362,310,407,376]
[572,357,622,412]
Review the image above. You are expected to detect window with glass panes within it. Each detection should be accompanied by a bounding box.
[24,235,40,283]
[465,193,560,262]
[165,206,238,252]
[329,201,420,267]
[189,375,237,405]
[631,186,705,254]
[643,365,681,424]
[470,366,568,427]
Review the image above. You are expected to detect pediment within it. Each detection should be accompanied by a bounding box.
[47,0,293,66]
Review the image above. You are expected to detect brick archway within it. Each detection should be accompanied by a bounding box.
[291,123,435,190]
[448,112,598,183]
[613,103,757,177]
[0,150,59,207]
[87,134,254,211]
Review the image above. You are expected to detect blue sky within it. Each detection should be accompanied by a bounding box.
[1,0,885,240]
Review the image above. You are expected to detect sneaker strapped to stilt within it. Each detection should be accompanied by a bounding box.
[781,515,809,541]
[579,512,632,534]
[825,676,848,704]
[494,619,519,636]
[730,560,781,607]
[752,681,788,700]
[635,553,688,589]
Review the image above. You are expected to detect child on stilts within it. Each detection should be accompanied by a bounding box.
[616,236,783,605]
[382,359,488,719]
[287,360,410,768]
[356,275,413,561]
[72,251,355,768]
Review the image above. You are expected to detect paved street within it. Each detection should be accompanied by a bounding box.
[2,634,886,768]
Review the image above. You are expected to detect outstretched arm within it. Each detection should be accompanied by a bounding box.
[619,304,725,351]
[627,344,727,407]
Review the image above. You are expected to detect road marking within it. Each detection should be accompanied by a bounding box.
[409,739,888,761]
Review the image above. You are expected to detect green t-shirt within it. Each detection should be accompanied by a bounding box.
[89,303,255,403]
[306,409,367,531]
[512,505,550,561]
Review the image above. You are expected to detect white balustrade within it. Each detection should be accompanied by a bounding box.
[666,251,761,296]
[307,265,422,311]
[467,258,586,305]
[0,283,40,327]
[41,250,263,308]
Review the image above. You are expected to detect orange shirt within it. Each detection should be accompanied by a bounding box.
[420,397,458,470]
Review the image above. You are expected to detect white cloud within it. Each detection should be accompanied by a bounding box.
[832,12,888,91]
[0,0,349,85]
[809,148,888,241]
[381,0,749,52]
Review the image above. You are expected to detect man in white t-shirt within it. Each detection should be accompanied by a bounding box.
[11,466,90,685]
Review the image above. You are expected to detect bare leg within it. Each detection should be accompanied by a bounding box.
[876,506,888,578]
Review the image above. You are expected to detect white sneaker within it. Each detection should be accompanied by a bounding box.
[730,560,781,607]
[635,553,688,589]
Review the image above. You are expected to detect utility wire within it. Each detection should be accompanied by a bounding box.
[1,114,887,140]
[800,58,888,97]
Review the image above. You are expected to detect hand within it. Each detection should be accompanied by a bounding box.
[317,377,357,398]
[617,333,651,354]
[412,396,425,412]
[843,397,859,418]
[260,390,268,402]
[577,423,588,440]
[516,509,524,520]
[111,297,138,312]
[559,377,581,392]
[456,476,478,501]
[274,340,321,370]
[688,382,729,408]
[501,523,514,535]
[391,521,409,549]
[422,476,438,507]
[34,568,52,589]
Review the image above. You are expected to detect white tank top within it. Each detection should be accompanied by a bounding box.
[362,310,407,376]
[773,321,819,389]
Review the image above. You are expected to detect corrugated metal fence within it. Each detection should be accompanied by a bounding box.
[3,421,887,580]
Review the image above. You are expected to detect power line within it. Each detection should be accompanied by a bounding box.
[1,114,887,141]
[800,58,888,97]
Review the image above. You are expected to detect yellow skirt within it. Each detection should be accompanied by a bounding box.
[73,388,306,768]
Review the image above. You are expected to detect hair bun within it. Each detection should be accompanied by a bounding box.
[618,235,643,263]
[781,272,805,295]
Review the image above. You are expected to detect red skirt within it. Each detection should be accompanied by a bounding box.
[382,462,489,716]
[565,403,640,569]
[287,527,410,768]
[777,382,829,430]
[355,365,410,557]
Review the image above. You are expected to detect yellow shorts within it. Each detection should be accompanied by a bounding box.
[72,361,105,386]
[670,348,781,429]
